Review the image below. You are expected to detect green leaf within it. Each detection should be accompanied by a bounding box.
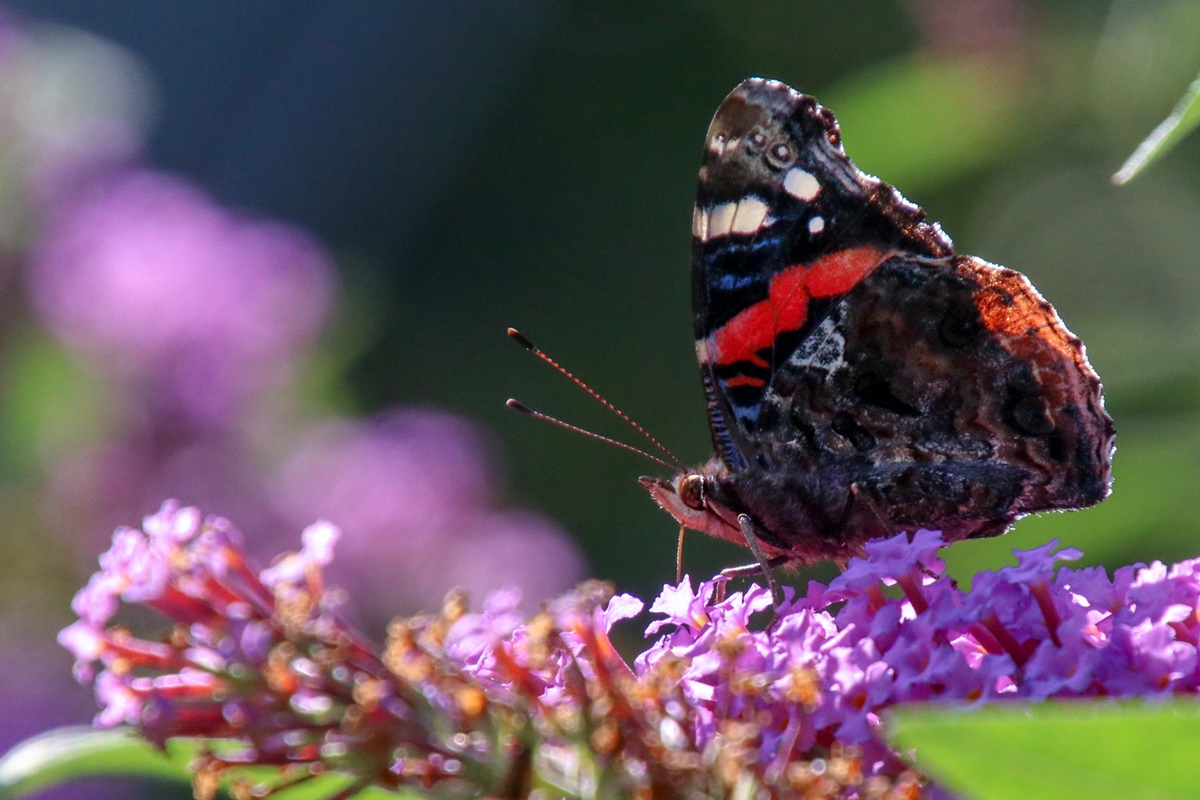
[1113,70,1200,185]
[0,727,189,798]
[888,700,1200,800]
[0,726,411,800]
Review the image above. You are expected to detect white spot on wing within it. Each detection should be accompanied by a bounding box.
[692,205,709,240]
[708,202,736,239]
[784,167,821,201]
[808,216,825,235]
[730,197,770,235]
[696,197,776,243]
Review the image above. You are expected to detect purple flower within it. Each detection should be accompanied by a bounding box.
[29,169,334,430]
[632,530,1200,783]
[0,19,153,278]
[644,575,713,635]
[62,501,527,797]
[826,528,946,596]
[259,520,340,589]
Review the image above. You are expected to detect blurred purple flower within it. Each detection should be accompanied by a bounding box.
[29,168,334,430]
[274,409,585,623]
[0,18,154,271]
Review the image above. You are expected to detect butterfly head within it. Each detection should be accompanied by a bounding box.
[639,465,746,546]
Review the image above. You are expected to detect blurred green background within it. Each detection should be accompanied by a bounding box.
[1,0,1200,758]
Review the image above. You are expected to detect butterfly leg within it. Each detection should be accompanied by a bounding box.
[718,554,792,603]
[720,555,792,581]
[722,514,786,608]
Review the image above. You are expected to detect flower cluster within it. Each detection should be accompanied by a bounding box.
[627,529,1200,778]
[59,502,527,799]
[62,503,1200,799]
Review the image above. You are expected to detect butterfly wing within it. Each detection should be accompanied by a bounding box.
[692,78,951,470]
[689,79,1113,556]
[730,253,1113,551]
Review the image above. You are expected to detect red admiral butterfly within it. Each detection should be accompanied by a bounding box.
[639,78,1114,576]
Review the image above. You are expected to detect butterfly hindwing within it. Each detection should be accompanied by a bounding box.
[728,253,1112,549]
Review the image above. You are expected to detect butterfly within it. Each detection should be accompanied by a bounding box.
[639,78,1114,579]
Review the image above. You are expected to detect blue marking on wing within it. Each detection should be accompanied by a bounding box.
[731,403,760,427]
[704,233,786,291]
[716,272,758,291]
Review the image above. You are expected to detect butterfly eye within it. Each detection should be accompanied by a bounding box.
[678,474,706,510]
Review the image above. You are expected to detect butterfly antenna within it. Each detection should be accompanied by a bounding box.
[507,327,686,471]
[506,399,678,471]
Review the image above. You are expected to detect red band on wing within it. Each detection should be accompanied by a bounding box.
[723,373,766,388]
[804,246,889,298]
[707,246,889,367]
